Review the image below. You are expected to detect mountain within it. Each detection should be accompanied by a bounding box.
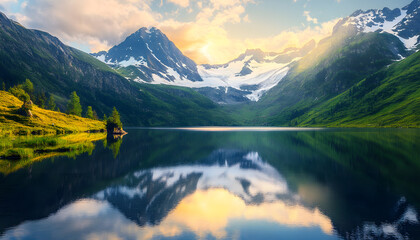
[234,0,420,127]
[334,0,420,50]
[92,27,202,83]
[0,12,234,126]
[94,27,315,104]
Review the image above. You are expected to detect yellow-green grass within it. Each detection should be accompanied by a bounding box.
[0,132,106,175]
[0,91,105,136]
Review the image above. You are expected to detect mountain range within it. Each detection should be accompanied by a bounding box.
[0,12,234,126]
[93,27,316,104]
[1,0,420,127]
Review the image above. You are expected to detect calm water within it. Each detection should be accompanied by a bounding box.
[1,128,420,240]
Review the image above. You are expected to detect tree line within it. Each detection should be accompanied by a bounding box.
[3,79,122,126]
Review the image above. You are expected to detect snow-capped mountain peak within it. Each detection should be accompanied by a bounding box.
[91,26,202,83]
[335,1,420,49]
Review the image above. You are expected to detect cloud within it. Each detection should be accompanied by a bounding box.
[0,0,16,4]
[0,0,17,10]
[162,16,339,64]
[247,18,339,52]
[10,0,339,64]
[303,11,318,24]
[156,0,252,63]
[20,0,159,52]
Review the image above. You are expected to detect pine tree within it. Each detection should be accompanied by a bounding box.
[47,95,56,111]
[85,106,94,119]
[22,79,33,95]
[106,107,123,132]
[111,107,122,128]
[103,114,107,121]
[67,91,82,116]
[2,82,5,91]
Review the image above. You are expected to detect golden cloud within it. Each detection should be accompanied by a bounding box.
[19,0,339,64]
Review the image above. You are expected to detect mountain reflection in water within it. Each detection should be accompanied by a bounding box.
[1,128,419,240]
[2,150,336,240]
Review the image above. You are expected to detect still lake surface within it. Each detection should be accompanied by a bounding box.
[1,128,419,240]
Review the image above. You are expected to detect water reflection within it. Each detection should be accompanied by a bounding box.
[2,150,337,240]
[1,129,420,239]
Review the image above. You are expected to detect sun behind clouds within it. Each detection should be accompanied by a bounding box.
[0,0,411,64]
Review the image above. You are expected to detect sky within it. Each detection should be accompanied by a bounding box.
[0,0,412,64]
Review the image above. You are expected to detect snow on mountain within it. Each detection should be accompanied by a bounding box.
[139,48,298,102]
[92,27,315,103]
[336,0,420,49]
[198,54,291,102]
[91,27,202,83]
[196,42,315,102]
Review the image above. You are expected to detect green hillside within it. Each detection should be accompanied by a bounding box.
[295,51,420,128]
[133,84,236,126]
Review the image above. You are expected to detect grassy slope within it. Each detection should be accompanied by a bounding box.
[0,91,105,135]
[296,51,420,128]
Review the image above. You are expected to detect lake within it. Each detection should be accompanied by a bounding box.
[1,128,419,240]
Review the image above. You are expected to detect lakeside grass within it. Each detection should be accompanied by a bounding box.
[0,132,106,175]
[0,91,105,136]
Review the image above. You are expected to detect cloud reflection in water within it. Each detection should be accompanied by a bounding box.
[2,151,337,240]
